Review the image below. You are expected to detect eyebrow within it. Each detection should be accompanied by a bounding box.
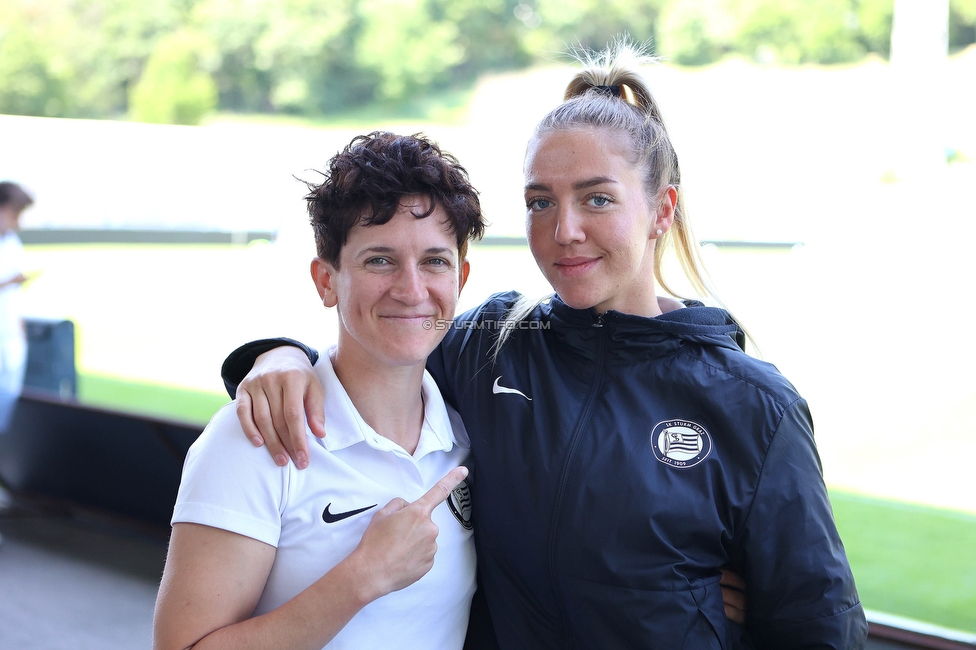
[524,176,618,192]
[356,246,455,257]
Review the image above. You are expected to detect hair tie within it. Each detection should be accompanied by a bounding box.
[592,85,620,97]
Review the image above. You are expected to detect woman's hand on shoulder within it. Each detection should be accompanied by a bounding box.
[236,346,325,469]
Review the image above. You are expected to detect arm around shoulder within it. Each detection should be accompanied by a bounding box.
[221,340,325,467]
[221,338,319,399]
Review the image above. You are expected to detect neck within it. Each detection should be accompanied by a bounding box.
[330,345,426,455]
[595,287,664,319]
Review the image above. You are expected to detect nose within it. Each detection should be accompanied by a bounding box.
[553,205,585,245]
[389,265,429,305]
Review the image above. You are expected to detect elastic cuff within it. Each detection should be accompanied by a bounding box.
[220,338,319,398]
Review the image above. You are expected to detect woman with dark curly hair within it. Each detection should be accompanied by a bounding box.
[153,132,486,650]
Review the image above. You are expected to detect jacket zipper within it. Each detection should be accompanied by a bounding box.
[545,313,607,644]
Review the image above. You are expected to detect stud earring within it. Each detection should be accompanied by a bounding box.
[656,229,663,236]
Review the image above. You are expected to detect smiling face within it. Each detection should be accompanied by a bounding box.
[313,196,469,371]
[523,127,675,317]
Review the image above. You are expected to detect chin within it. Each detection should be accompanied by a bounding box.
[383,339,442,367]
[553,286,603,311]
[376,352,431,369]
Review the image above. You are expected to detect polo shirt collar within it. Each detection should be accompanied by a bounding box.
[311,347,461,458]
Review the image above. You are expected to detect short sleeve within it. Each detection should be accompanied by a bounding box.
[173,403,288,547]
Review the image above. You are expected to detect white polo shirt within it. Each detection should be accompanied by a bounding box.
[0,231,26,386]
[173,349,476,650]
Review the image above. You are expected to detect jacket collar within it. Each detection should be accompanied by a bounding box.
[545,293,746,354]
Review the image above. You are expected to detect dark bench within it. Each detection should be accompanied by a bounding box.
[0,389,202,531]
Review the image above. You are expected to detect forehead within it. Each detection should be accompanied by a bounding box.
[524,128,635,183]
[344,199,457,252]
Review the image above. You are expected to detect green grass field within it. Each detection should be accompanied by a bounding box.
[77,373,230,425]
[830,492,976,632]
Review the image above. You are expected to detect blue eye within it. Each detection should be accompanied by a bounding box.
[366,257,390,266]
[527,198,553,210]
[589,195,612,207]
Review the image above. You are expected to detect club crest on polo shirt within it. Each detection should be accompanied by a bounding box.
[447,478,473,530]
[650,419,712,469]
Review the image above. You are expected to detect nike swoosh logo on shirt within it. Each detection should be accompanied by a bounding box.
[492,376,532,401]
[322,503,377,524]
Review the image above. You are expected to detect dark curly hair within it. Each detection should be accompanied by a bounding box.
[307,131,485,265]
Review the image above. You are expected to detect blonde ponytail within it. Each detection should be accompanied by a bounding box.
[538,36,717,304]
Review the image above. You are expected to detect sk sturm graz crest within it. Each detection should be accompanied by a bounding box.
[448,478,473,530]
[650,419,712,469]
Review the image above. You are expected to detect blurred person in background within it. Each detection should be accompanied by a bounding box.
[0,181,34,433]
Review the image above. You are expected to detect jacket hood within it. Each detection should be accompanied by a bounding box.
[545,293,746,355]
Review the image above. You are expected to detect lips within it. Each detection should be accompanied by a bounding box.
[379,313,439,328]
[554,256,600,277]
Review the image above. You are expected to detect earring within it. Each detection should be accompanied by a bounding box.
[656,229,663,236]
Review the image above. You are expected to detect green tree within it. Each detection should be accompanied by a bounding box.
[11,0,961,123]
[856,0,894,56]
[728,0,866,64]
[129,30,218,124]
[435,0,532,81]
[656,0,736,64]
[0,0,186,118]
[0,21,70,116]
[191,0,355,113]
[354,0,464,102]
[528,0,664,55]
[73,0,187,117]
[950,0,976,49]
